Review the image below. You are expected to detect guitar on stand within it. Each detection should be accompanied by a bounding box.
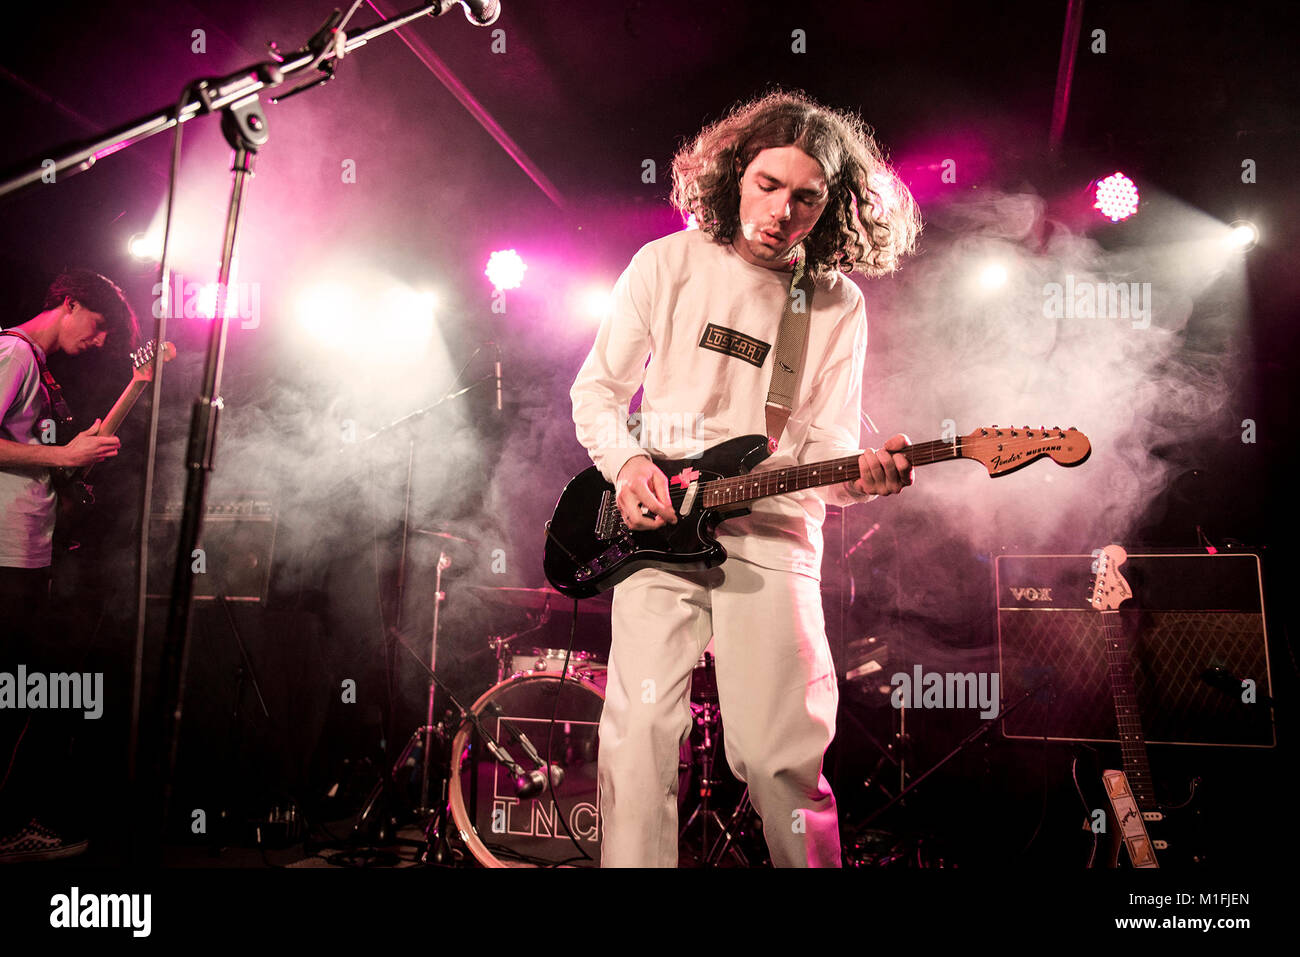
[1081,544,1200,867]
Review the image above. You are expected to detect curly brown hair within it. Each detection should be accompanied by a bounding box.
[671,90,921,279]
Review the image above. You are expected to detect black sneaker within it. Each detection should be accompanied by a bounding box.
[0,818,89,863]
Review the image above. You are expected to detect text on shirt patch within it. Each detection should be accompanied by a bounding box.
[697,323,771,368]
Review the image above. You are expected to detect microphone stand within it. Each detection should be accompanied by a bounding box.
[0,1,501,859]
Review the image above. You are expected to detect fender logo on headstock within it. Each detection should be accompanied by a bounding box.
[990,443,1063,470]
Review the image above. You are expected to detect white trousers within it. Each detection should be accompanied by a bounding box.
[597,558,841,867]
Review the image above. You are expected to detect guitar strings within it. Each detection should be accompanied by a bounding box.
[657,432,1075,508]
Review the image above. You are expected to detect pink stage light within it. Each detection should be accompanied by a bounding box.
[485,249,527,291]
[1093,172,1140,222]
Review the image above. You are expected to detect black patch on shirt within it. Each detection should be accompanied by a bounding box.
[697,323,771,368]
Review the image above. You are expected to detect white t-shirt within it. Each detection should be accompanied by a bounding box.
[570,228,872,579]
[0,335,56,568]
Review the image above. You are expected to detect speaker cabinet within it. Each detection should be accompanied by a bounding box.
[147,500,277,603]
[996,552,1273,747]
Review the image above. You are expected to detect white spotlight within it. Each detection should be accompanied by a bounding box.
[1224,220,1259,251]
[580,286,614,322]
[128,232,162,262]
[978,262,1008,289]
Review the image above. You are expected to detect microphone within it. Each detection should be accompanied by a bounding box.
[457,0,501,26]
[510,724,565,795]
[514,764,565,800]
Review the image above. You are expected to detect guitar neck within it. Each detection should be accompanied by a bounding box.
[699,439,961,508]
[69,378,149,482]
[98,378,150,439]
[1099,609,1157,808]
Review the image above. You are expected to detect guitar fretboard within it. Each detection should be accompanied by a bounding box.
[699,439,962,508]
[1099,609,1156,808]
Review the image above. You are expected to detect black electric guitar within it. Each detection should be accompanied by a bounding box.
[1081,544,1200,867]
[52,338,176,507]
[544,425,1091,598]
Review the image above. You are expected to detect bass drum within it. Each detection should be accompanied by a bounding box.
[450,671,606,867]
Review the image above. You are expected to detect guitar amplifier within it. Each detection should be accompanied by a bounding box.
[147,499,277,603]
[996,551,1274,747]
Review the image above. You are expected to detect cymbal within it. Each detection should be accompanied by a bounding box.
[468,585,610,613]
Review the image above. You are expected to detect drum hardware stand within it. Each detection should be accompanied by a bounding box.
[701,789,756,867]
[352,607,558,865]
[489,608,552,683]
[353,550,455,863]
[679,700,751,867]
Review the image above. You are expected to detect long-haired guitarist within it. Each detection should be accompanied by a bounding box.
[0,268,137,862]
[569,91,921,866]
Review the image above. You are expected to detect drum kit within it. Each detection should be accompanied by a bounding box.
[365,570,764,867]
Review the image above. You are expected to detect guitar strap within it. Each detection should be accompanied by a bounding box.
[0,329,76,434]
[763,253,815,452]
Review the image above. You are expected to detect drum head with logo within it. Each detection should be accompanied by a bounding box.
[450,672,604,867]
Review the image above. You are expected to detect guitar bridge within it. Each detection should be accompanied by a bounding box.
[595,489,624,540]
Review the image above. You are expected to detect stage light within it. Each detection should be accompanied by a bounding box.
[1093,172,1140,222]
[295,278,436,360]
[296,282,355,341]
[195,282,242,321]
[379,286,437,351]
[1224,220,1259,251]
[485,249,527,291]
[978,262,1008,289]
[579,285,614,322]
[128,231,162,262]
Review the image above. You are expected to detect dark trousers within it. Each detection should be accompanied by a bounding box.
[0,565,75,831]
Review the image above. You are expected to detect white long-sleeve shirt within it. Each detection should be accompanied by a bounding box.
[570,227,872,579]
